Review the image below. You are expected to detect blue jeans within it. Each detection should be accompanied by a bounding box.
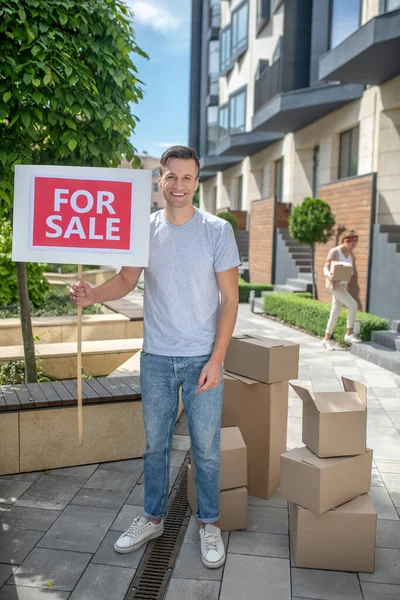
[140,351,223,523]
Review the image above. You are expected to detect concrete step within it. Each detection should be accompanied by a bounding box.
[273,284,307,293]
[351,342,400,376]
[291,252,311,260]
[396,243,400,253]
[299,272,313,281]
[286,278,312,292]
[371,330,400,351]
[387,232,400,243]
[294,259,311,267]
[380,224,400,233]
[392,320,400,333]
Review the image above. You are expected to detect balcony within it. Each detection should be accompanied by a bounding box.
[319,9,400,85]
[216,131,282,157]
[209,3,221,41]
[253,82,364,133]
[199,154,243,174]
[254,58,282,113]
[207,74,219,106]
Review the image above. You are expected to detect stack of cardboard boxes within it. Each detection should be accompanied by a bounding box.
[187,426,248,531]
[280,377,377,572]
[222,334,299,500]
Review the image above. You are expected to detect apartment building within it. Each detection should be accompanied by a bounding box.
[120,153,165,211]
[189,0,400,320]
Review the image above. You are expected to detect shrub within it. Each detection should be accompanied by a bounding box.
[217,211,238,232]
[263,293,389,344]
[0,220,49,307]
[0,285,113,318]
[238,277,273,303]
[43,264,101,274]
[0,360,52,385]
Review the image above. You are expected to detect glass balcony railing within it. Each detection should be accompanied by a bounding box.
[254,57,282,113]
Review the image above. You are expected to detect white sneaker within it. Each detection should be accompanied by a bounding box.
[322,339,335,350]
[344,334,361,344]
[114,516,164,554]
[199,524,226,569]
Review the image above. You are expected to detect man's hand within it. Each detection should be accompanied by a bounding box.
[69,280,95,307]
[196,359,222,394]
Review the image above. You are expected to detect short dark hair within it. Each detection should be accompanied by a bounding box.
[159,145,200,178]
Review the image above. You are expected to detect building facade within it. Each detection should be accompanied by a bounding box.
[189,0,400,320]
[119,153,165,212]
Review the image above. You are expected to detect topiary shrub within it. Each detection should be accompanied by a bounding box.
[0,219,49,307]
[263,293,389,344]
[217,211,238,232]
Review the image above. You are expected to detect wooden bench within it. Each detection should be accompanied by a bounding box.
[0,375,141,411]
[0,375,146,476]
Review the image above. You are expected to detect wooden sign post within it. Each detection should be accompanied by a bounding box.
[77,264,83,446]
[12,164,151,444]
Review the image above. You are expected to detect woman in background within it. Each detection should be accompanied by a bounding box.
[322,229,361,349]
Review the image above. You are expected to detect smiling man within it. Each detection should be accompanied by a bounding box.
[69,145,240,569]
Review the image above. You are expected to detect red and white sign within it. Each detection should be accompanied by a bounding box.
[31,177,133,251]
[12,165,151,267]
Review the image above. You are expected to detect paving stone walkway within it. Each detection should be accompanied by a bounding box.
[1,303,399,599]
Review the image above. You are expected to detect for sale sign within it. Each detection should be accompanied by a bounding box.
[12,165,151,267]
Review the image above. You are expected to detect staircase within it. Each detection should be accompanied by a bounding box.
[274,229,313,293]
[235,230,249,281]
[351,319,400,375]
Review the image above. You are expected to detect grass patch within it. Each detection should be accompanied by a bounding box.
[0,285,114,318]
[263,293,389,344]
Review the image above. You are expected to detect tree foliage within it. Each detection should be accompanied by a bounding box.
[0,219,49,306]
[289,198,335,299]
[289,197,335,246]
[0,0,148,216]
[217,211,238,232]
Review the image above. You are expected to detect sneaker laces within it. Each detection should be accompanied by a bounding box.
[125,517,148,539]
[203,528,221,553]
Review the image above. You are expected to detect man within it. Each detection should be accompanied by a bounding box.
[69,145,240,569]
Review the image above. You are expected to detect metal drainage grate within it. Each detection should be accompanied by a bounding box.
[125,456,191,600]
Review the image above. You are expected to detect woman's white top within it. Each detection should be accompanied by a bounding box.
[338,247,353,264]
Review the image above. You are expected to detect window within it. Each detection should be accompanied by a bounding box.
[229,88,246,135]
[152,182,158,193]
[272,36,282,63]
[257,0,271,25]
[272,0,284,13]
[207,106,218,154]
[231,1,248,57]
[330,0,361,49]
[312,146,320,197]
[385,0,400,10]
[218,104,229,140]
[274,159,283,203]
[208,40,220,75]
[339,126,359,179]
[220,26,231,72]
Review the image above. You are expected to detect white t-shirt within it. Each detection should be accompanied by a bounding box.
[142,209,241,356]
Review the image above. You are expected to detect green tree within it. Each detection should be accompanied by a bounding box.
[0,0,147,382]
[217,211,238,232]
[289,197,335,300]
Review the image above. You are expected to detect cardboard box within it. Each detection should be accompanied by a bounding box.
[191,427,247,491]
[187,464,247,531]
[291,377,367,457]
[290,494,376,572]
[280,446,373,514]
[224,334,299,384]
[330,261,352,282]
[222,373,288,499]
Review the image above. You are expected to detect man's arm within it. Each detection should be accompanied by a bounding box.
[196,266,239,393]
[69,266,144,307]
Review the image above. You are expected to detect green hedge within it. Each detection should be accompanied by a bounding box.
[263,293,389,344]
[239,278,273,303]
